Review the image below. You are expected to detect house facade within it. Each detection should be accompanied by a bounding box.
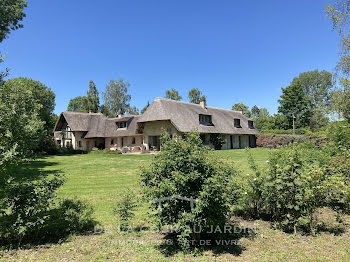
[53,98,258,151]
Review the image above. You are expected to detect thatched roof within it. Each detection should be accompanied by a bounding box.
[137,98,259,135]
[54,98,259,138]
[54,112,141,138]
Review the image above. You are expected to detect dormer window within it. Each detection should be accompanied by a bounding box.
[199,114,213,125]
[248,120,254,129]
[234,119,241,128]
[116,121,127,129]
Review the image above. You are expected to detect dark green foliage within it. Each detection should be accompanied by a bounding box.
[127,106,139,115]
[103,79,131,116]
[49,198,95,236]
[188,88,206,104]
[0,174,65,245]
[0,79,44,168]
[0,0,27,43]
[101,148,122,154]
[278,82,313,129]
[209,133,224,150]
[165,88,182,101]
[140,132,237,248]
[326,121,350,152]
[113,190,138,230]
[251,105,260,118]
[240,142,350,235]
[141,101,150,114]
[86,80,99,113]
[232,103,251,117]
[67,96,88,112]
[2,78,57,154]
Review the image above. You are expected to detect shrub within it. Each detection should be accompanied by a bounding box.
[262,146,325,234]
[326,121,350,152]
[140,132,238,248]
[242,143,349,234]
[103,148,122,154]
[47,198,96,236]
[91,147,99,152]
[0,174,65,245]
[113,190,138,231]
[234,149,265,218]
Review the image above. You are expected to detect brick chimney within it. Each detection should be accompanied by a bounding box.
[199,97,206,109]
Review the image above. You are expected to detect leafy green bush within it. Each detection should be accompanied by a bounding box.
[0,174,65,245]
[47,198,96,236]
[91,147,99,151]
[113,190,138,230]
[140,132,237,248]
[103,148,122,154]
[234,149,265,218]
[326,121,350,152]
[241,143,350,234]
[262,145,325,234]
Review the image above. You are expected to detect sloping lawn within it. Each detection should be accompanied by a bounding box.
[2,148,350,261]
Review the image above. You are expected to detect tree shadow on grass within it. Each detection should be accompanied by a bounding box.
[4,158,60,182]
[0,157,98,249]
[0,198,99,249]
[157,223,255,257]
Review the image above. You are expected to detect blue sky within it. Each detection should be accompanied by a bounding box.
[0,0,340,115]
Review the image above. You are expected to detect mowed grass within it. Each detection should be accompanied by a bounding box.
[3,148,350,262]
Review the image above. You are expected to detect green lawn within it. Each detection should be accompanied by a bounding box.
[3,148,350,261]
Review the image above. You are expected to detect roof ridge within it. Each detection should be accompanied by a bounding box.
[64,111,104,115]
[155,97,242,113]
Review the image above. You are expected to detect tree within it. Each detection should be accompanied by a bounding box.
[67,96,88,112]
[251,105,260,119]
[127,106,139,115]
[100,104,110,117]
[232,103,251,117]
[165,88,182,100]
[254,108,271,130]
[331,78,350,122]
[86,80,99,113]
[5,78,55,132]
[188,88,205,104]
[291,70,333,109]
[0,0,27,43]
[278,82,312,129]
[0,79,44,168]
[141,101,150,114]
[3,78,56,153]
[103,79,131,116]
[291,70,333,129]
[327,1,350,122]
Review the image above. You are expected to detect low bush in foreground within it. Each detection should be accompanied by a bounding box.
[0,175,96,247]
[140,132,238,249]
[239,143,350,235]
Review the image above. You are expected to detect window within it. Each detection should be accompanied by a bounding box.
[116,121,127,128]
[78,141,82,147]
[200,134,209,145]
[248,120,254,129]
[199,114,212,125]
[234,119,241,128]
[111,139,114,145]
[132,137,136,144]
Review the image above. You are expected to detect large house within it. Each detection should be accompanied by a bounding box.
[53,98,259,151]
